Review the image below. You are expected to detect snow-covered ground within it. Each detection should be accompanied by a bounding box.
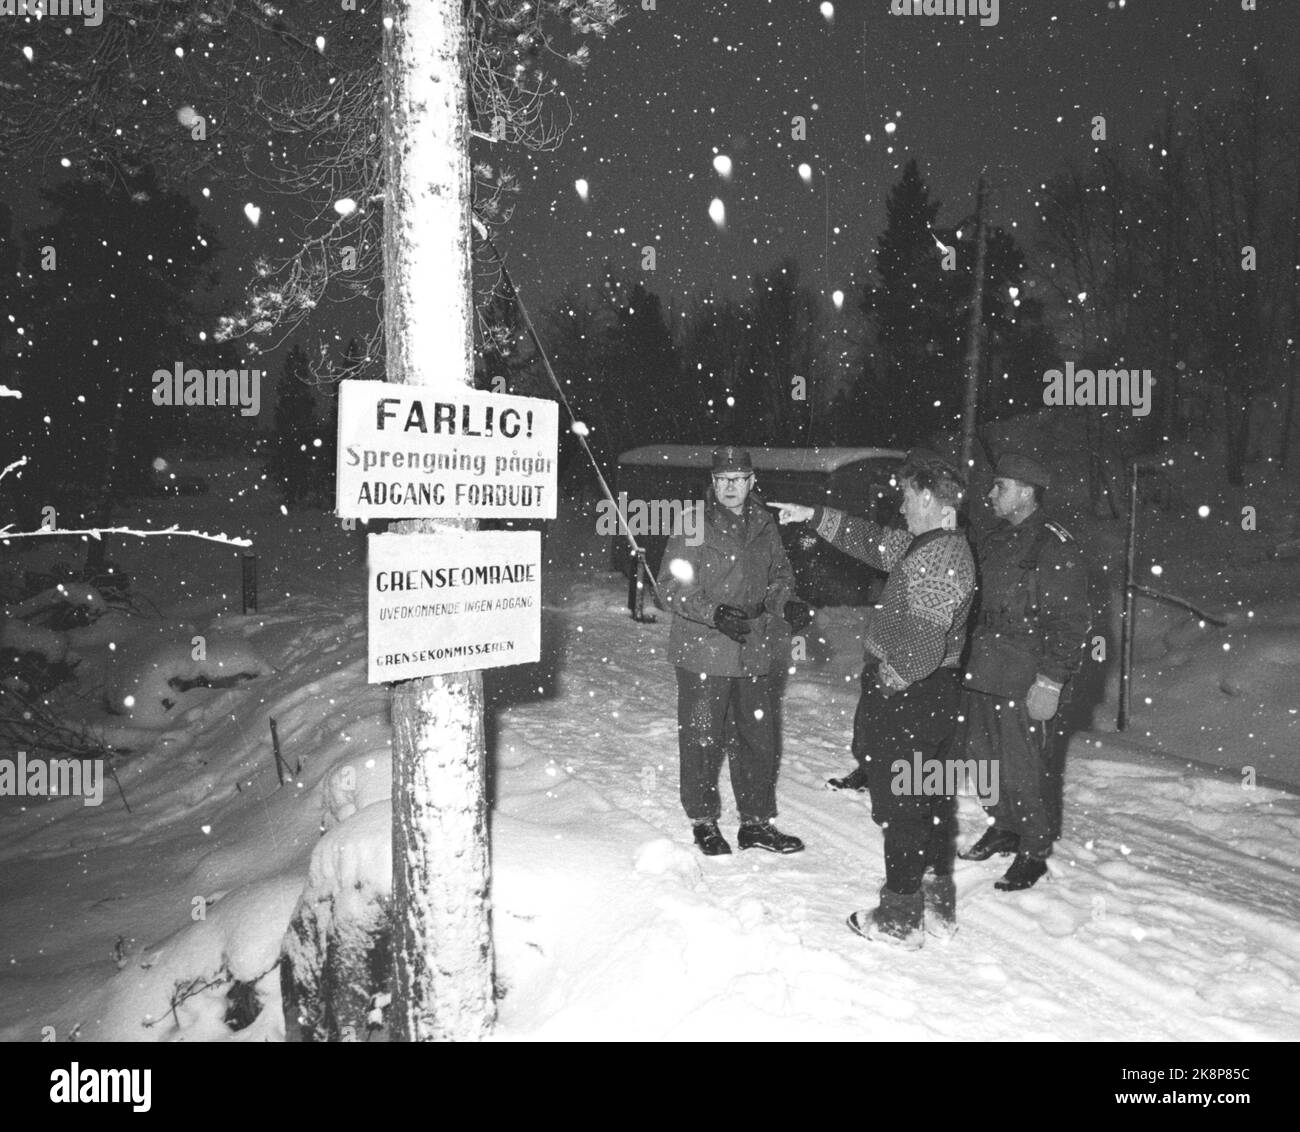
[490,582,1300,1040]
[1,452,1298,1041]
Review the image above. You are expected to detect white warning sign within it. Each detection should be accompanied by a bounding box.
[337,380,558,519]
[367,530,541,683]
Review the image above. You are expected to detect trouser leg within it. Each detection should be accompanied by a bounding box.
[725,675,777,823]
[1040,692,1071,846]
[1021,706,1069,856]
[881,818,931,894]
[924,792,958,877]
[849,667,874,770]
[676,668,730,823]
[974,691,1064,857]
[860,666,962,894]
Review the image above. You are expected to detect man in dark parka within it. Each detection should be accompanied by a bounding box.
[658,447,811,857]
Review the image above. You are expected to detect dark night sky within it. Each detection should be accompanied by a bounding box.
[495,0,1299,314]
[10,0,1295,388]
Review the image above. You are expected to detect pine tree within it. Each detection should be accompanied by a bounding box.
[848,161,1055,448]
[611,280,684,445]
[860,159,957,444]
[679,293,752,446]
[746,259,822,445]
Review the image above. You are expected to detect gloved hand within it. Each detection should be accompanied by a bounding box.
[713,604,751,644]
[783,599,813,634]
[1026,675,1062,721]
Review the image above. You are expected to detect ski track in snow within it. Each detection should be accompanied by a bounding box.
[489,586,1300,1041]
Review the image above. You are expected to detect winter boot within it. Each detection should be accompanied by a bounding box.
[922,874,958,939]
[958,826,1020,861]
[995,852,1049,891]
[737,820,805,854]
[847,886,924,950]
[692,821,732,856]
[827,765,870,792]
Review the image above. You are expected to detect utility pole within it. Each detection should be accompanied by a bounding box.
[959,176,989,478]
[1279,137,1300,470]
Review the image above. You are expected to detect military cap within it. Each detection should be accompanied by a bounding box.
[994,451,1052,490]
[711,446,753,474]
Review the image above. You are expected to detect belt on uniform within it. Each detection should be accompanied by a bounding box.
[978,610,1023,628]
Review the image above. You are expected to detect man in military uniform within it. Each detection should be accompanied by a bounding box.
[956,452,1091,891]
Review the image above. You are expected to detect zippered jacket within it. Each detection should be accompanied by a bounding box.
[659,492,796,677]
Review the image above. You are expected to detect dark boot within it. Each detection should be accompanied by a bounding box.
[995,852,1049,891]
[737,820,804,854]
[958,826,1020,861]
[847,886,924,950]
[827,765,869,792]
[922,874,957,939]
[692,821,732,856]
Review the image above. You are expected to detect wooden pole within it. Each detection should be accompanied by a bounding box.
[1278,137,1300,469]
[1118,464,1139,730]
[269,716,287,786]
[241,554,258,614]
[959,177,989,478]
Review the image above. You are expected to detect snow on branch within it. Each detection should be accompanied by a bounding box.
[1,456,28,485]
[0,524,253,548]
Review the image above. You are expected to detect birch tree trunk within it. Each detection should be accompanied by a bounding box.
[383,0,496,1041]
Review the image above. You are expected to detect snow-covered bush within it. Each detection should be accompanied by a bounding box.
[105,634,271,727]
[281,800,393,1042]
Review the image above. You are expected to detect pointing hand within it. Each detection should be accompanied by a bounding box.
[769,502,814,525]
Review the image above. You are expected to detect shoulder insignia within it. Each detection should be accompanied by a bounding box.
[1044,520,1073,543]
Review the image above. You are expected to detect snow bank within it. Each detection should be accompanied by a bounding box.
[322,751,392,830]
[105,633,272,727]
[1124,611,1300,787]
[0,615,70,666]
[93,875,305,1042]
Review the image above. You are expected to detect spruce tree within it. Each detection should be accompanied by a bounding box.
[860,159,956,444]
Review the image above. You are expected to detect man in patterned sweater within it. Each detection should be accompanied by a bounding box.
[772,450,976,947]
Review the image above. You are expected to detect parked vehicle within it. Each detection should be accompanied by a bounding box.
[611,445,907,606]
